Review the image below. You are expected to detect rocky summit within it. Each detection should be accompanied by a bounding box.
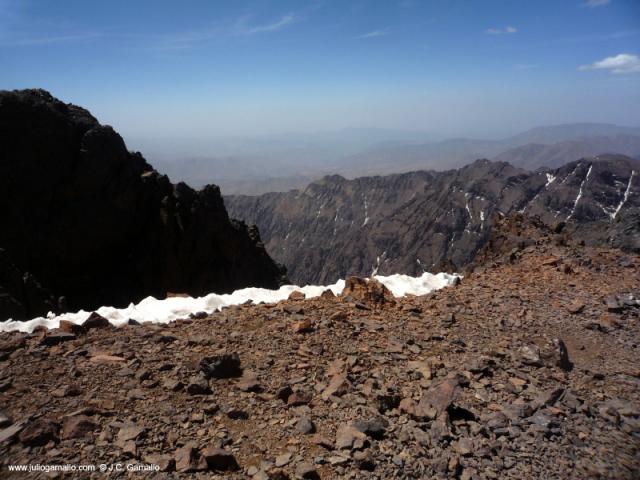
[0,215,638,479]
[0,89,286,321]
[225,155,639,285]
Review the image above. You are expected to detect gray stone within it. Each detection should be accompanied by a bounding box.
[295,416,315,434]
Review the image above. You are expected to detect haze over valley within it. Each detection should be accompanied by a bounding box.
[150,123,640,194]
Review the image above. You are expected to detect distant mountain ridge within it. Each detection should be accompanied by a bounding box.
[493,135,640,170]
[341,124,640,177]
[505,123,640,145]
[156,122,640,195]
[225,155,640,285]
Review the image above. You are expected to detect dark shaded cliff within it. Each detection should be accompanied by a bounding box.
[0,89,286,320]
[226,156,639,284]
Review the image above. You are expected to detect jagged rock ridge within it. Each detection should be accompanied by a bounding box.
[0,89,286,320]
[226,156,639,284]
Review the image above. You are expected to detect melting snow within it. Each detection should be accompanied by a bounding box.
[373,272,459,298]
[567,164,592,220]
[520,171,557,214]
[362,197,369,226]
[0,272,461,333]
[371,251,387,276]
[613,171,635,219]
[545,173,556,187]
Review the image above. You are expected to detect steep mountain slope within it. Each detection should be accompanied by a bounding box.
[494,135,640,170]
[0,89,286,320]
[226,155,639,285]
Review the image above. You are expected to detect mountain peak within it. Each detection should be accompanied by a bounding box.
[0,89,286,320]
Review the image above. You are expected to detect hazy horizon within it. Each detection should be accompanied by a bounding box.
[2,0,640,147]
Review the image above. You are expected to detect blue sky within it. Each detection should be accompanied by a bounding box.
[1,0,639,141]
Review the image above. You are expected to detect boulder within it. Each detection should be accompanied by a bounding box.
[200,447,239,471]
[288,290,306,301]
[341,276,396,306]
[175,445,206,473]
[62,415,96,440]
[541,338,572,371]
[83,312,111,330]
[186,376,212,395]
[18,418,59,446]
[200,353,242,379]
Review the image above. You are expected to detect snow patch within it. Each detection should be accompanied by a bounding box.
[613,170,635,219]
[567,164,592,220]
[362,197,369,226]
[371,251,387,276]
[545,173,556,187]
[0,272,461,333]
[374,272,459,298]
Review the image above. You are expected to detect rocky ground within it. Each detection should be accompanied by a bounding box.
[0,216,639,479]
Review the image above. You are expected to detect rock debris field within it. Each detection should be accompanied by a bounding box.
[0,217,639,479]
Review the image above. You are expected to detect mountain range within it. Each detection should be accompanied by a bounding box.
[338,125,640,177]
[155,123,640,195]
[226,155,639,285]
[2,89,639,321]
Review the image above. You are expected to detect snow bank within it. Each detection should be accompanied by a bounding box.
[375,272,459,297]
[0,272,460,333]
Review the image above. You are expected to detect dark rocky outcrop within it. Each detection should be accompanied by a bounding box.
[0,89,286,320]
[0,249,57,320]
[226,155,639,284]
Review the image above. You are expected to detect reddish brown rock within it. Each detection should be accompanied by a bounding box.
[292,318,313,333]
[58,320,86,335]
[62,415,96,440]
[83,312,111,330]
[19,418,59,446]
[288,290,306,301]
[321,374,350,401]
[341,276,396,306]
[287,390,313,406]
[175,445,206,473]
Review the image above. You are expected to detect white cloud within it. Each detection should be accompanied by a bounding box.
[485,26,517,35]
[584,0,611,8]
[356,29,389,39]
[235,14,298,36]
[579,53,640,74]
